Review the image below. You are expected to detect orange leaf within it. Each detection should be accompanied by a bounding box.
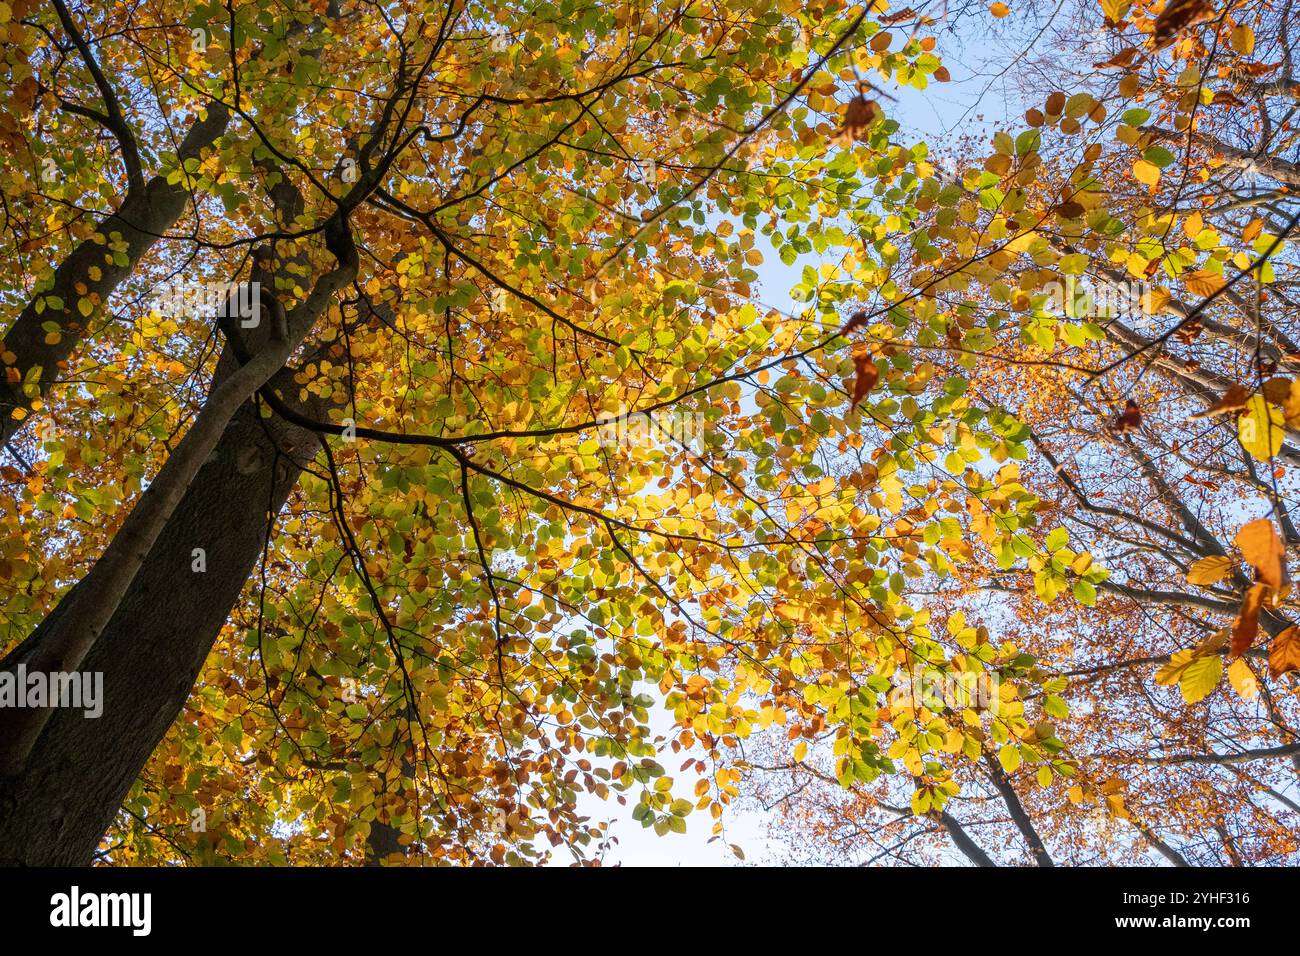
[1231,583,1266,657]
[1235,518,1288,590]
[1190,384,1251,419]
[1269,626,1300,678]
[1183,269,1226,298]
[850,352,879,408]
[989,1,1010,16]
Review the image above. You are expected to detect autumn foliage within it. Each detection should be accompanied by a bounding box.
[0,0,1297,867]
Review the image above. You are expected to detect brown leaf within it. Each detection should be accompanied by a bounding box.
[1210,90,1246,107]
[834,96,882,144]
[850,351,879,408]
[1269,626,1300,678]
[1113,399,1141,433]
[1153,0,1216,48]
[1190,384,1251,419]
[1242,61,1283,77]
[879,7,920,24]
[1094,46,1141,69]
[1235,517,1288,590]
[1231,583,1266,657]
[1262,377,1300,427]
[1261,376,1293,406]
[839,310,868,336]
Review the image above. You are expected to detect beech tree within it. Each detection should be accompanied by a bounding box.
[750,0,1300,866]
[1,0,1295,869]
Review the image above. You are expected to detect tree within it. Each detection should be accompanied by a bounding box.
[3,0,1295,870]
[1,0,976,865]
[750,0,1300,866]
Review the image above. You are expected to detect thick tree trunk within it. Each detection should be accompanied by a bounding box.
[0,370,318,865]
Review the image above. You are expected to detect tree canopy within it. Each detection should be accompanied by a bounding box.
[0,0,1297,866]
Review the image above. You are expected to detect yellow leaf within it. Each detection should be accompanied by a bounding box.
[1178,654,1222,704]
[1132,159,1160,186]
[1227,658,1258,700]
[1186,555,1233,587]
[998,744,1021,773]
[1238,395,1285,461]
[793,741,808,763]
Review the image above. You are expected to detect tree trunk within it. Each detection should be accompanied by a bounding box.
[0,369,318,865]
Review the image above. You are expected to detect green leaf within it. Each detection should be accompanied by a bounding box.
[1143,145,1176,169]
[1043,694,1069,719]
[1072,579,1097,606]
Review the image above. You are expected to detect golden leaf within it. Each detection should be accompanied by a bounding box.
[1186,555,1233,586]
[1183,268,1226,297]
[1227,658,1259,699]
[1132,159,1160,186]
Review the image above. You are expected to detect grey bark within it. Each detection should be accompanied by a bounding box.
[0,104,230,446]
[0,367,318,864]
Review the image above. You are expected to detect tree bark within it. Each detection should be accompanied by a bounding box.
[0,367,319,865]
[0,104,229,446]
